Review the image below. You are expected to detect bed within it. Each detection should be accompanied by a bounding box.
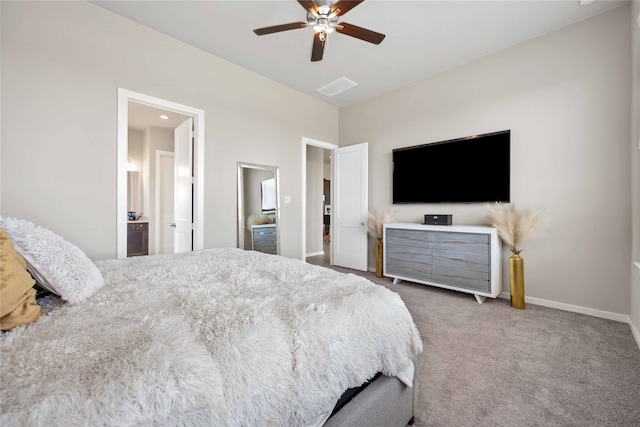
[0,217,423,426]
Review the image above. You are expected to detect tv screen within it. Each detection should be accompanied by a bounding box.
[392,130,510,204]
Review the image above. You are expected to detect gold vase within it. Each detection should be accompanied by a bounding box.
[376,238,383,278]
[509,250,525,309]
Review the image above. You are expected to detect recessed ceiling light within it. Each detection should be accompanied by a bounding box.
[160,115,169,120]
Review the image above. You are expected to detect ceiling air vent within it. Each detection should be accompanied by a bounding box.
[316,77,358,97]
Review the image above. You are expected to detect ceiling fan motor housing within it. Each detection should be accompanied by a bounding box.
[308,12,339,33]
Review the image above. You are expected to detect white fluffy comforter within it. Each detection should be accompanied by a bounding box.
[1,248,422,426]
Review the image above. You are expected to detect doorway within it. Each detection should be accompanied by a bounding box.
[302,138,369,271]
[128,104,190,256]
[301,137,337,263]
[117,88,205,259]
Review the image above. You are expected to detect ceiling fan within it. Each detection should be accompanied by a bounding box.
[253,0,385,62]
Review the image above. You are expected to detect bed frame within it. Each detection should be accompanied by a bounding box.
[325,359,418,427]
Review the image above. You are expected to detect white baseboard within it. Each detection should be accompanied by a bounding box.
[499,292,639,350]
[375,273,640,350]
[498,292,630,323]
[305,251,325,258]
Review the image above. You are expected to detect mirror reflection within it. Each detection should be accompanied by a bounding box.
[237,162,280,255]
[127,171,141,217]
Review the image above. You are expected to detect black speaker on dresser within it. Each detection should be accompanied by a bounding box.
[424,214,452,226]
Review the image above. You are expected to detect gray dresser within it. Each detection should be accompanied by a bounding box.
[383,223,502,303]
[251,224,277,254]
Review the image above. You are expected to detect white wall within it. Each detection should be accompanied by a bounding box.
[340,6,632,316]
[0,1,338,260]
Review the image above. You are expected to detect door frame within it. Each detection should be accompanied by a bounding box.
[301,137,338,261]
[117,88,205,259]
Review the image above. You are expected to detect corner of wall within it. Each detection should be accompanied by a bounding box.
[630,0,640,351]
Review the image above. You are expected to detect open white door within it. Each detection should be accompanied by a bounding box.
[156,151,175,255]
[173,117,193,253]
[332,142,368,271]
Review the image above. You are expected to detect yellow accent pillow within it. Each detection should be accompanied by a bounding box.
[1,228,44,330]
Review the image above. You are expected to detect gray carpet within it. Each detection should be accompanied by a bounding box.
[310,257,640,426]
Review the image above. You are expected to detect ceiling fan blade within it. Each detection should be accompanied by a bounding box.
[297,0,318,14]
[253,22,308,36]
[336,22,385,44]
[330,0,364,17]
[311,33,325,62]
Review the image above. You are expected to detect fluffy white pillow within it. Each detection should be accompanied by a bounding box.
[0,217,105,305]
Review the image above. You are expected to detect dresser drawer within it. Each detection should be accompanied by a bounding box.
[253,229,276,242]
[254,240,277,254]
[128,222,148,231]
[431,266,490,293]
[431,249,489,273]
[386,228,430,249]
[385,258,432,282]
[386,243,432,264]
[431,231,489,254]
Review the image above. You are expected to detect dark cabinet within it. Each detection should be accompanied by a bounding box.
[127,222,148,257]
[323,179,331,235]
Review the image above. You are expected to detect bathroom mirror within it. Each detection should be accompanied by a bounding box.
[127,171,141,215]
[237,162,280,255]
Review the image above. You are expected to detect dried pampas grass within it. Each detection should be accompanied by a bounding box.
[246,214,270,229]
[484,203,545,253]
[367,209,396,239]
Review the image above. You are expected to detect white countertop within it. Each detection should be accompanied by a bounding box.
[251,223,275,228]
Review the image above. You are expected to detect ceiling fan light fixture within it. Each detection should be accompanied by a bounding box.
[313,17,334,33]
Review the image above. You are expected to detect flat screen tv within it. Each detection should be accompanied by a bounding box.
[393,130,510,204]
